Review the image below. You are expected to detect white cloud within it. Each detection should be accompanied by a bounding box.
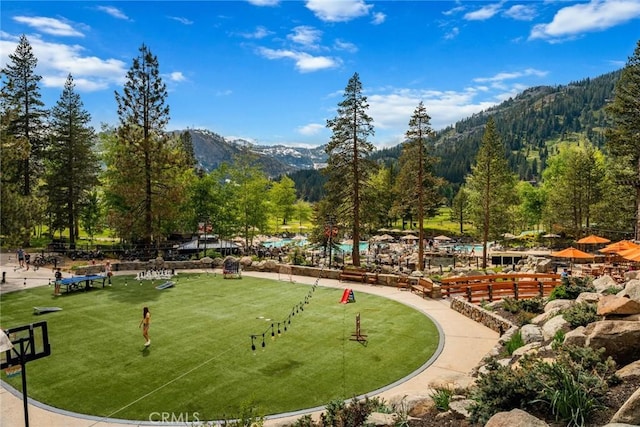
[0,34,127,92]
[530,0,640,41]
[257,47,340,72]
[443,5,466,16]
[169,16,193,25]
[247,0,280,6]
[240,26,272,39]
[444,27,460,40]
[96,6,130,20]
[298,123,325,136]
[13,16,85,37]
[334,39,358,53]
[371,12,386,25]
[288,26,322,48]
[305,0,372,22]
[463,2,503,21]
[473,68,548,83]
[503,4,537,21]
[169,71,186,82]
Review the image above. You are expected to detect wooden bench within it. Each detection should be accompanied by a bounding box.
[438,273,562,304]
[396,275,411,291]
[410,277,440,299]
[339,268,378,284]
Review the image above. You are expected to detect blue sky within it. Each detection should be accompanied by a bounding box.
[1,1,639,148]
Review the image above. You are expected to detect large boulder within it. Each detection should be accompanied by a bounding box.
[544,299,573,312]
[485,408,549,427]
[563,326,587,347]
[597,295,640,317]
[593,275,620,293]
[542,315,570,341]
[610,386,640,425]
[520,324,544,344]
[584,320,640,366]
[622,280,640,302]
[617,360,640,379]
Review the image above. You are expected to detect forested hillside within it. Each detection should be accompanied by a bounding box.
[429,70,620,185]
[298,70,620,202]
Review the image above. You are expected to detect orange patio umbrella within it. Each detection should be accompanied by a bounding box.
[576,234,610,244]
[599,240,639,254]
[551,247,594,259]
[616,247,640,262]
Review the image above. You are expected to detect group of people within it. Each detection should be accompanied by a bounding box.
[49,258,149,346]
[16,248,31,270]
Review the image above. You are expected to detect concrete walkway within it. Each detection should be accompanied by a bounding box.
[0,255,499,427]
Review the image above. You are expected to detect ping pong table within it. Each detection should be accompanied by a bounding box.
[59,274,107,293]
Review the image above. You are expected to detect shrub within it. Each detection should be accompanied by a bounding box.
[602,285,623,295]
[519,297,545,314]
[469,345,616,426]
[320,397,381,427]
[501,297,521,313]
[548,277,595,301]
[504,330,525,355]
[429,386,454,411]
[562,302,599,328]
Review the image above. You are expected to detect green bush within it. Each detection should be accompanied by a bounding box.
[548,277,595,301]
[320,397,381,427]
[504,330,525,355]
[429,386,454,411]
[469,345,617,426]
[562,302,599,328]
[602,286,623,295]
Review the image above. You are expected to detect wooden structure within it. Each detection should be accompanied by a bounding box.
[438,273,562,304]
[339,267,378,284]
[349,313,367,343]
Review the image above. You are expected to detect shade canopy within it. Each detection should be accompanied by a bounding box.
[551,247,594,259]
[433,235,452,241]
[617,247,640,262]
[577,234,610,244]
[599,240,639,254]
[401,234,418,240]
[542,233,561,238]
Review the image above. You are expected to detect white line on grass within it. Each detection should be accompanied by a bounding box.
[88,343,241,426]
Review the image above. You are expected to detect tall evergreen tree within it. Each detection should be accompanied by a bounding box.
[466,117,516,268]
[44,74,99,248]
[325,72,376,266]
[393,102,443,270]
[606,39,640,240]
[1,34,48,196]
[110,44,188,246]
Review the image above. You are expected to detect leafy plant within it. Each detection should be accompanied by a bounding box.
[429,386,454,411]
[548,277,595,301]
[504,330,525,355]
[601,285,623,295]
[562,302,599,328]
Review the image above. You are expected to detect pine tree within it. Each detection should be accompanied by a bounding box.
[1,34,48,196]
[45,74,99,248]
[393,102,443,270]
[606,39,640,240]
[110,44,189,246]
[325,72,376,266]
[466,117,516,268]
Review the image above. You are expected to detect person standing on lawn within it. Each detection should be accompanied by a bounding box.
[139,307,151,346]
[54,268,62,296]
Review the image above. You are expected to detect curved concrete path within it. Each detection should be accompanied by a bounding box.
[0,256,499,427]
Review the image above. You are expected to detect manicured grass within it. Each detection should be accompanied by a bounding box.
[0,274,439,421]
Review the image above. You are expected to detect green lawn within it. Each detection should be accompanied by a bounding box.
[0,274,439,421]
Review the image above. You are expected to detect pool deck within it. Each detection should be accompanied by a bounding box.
[0,255,499,427]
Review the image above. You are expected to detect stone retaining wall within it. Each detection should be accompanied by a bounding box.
[450,297,514,334]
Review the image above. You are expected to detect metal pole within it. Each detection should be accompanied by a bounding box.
[19,340,29,427]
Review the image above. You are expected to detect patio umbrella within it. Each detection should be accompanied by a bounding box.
[542,233,561,238]
[551,247,594,259]
[401,234,418,241]
[433,235,452,241]
[617,247,640,262]
[577,234,610,244]
[599,240,639,254]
